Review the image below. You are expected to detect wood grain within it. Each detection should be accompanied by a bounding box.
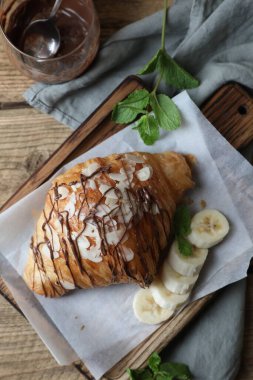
[94,0,165,40]
[0,0,252,377]
[0,78,253,380]
[0,107,70,207]
[0,77,142,212]
[0,295,83,380]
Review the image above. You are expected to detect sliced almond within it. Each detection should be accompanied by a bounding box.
[99,184,111,195]
[109,171,127,182]
[81,245,102,263]
[77,235,90,250]
[60,279,75,290]
[82,162,100,177]
[106,228,126,245]
[152,203,160,215]
[122,246,134,262]
[57,186,69,200]
[96,204,111,218]
[71,183,81,191]
[126,154,145,164]
[40,243,51,259]
[88,179,97,190]
[136,165,153,181]
[45,224,61,251]
[64,201,75,218]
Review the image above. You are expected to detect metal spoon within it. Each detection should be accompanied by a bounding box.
[22,0,62,59]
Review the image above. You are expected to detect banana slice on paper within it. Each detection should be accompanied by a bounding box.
[188,209,229,249]
[168,240,208,277]
[161,262,198,295]
[133,289,174,324]
[150,278,190,309]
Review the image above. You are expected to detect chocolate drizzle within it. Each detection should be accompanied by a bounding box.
[30,158,170,296]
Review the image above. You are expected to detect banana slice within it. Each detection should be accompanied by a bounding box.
[161,263,198,294]
[168,240,208,277]
[188,209,229,249]
[133,289,174,324]
[150,278,190,309]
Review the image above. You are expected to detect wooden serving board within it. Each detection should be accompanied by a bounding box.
[1,76,253,380]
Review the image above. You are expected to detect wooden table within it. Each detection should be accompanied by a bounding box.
[0,1,252,379]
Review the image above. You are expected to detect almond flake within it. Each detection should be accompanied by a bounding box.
[99,184,111,195]
[60,279,75,290]
[136,165,153,181]
[122,246,134,262]
[88,179,96,190]
[58,186,69,200]
[81,245,102,263]
[152,203,160,215]
[45,225,61,251]
[126,154,145,164]
[77,235,90,250]
[96,204,111,218]
[109,172,127,182]
[82,162,100,177]
[71,183,81,192]
[105,197,118,208]
[53,251,60,259]
[40,243,51,259]
[106,228,126,245]
[64,201,75,218]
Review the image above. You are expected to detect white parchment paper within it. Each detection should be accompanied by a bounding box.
[0,92,253,379]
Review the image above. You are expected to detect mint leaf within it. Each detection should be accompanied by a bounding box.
[156,374,173,380]
[177,235,193,257]
[174,205,193,256]
[150,93,181,131]
[158,50,200,89]
[112,89,150,124]
[160,362,193,380]
[174,205,191,237]
[127,352,193,380]
[134,114,159,145]
[139,50,161,75]
[148,352,161,373]
[127,368,153,380]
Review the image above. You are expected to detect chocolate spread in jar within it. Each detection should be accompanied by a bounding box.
[4,0,89,57]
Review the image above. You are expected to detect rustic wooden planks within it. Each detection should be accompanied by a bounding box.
[0,77,253,380]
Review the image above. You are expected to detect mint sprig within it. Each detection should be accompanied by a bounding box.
[112,0,200,145]
[174,205,193,256]
[127,352,193,380]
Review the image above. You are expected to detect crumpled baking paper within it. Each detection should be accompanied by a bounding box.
[0,92,252,379]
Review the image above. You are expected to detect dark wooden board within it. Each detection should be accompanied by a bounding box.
[0,77,253,380]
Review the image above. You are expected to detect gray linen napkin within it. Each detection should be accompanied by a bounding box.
[23,0,252,379]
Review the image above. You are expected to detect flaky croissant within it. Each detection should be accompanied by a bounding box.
[24,152,194,297]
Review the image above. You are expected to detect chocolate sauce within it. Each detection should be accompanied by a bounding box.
[30,159,170,296]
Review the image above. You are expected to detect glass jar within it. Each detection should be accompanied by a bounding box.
[0,0,100,83]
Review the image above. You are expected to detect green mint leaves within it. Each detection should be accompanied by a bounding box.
[140,49,199,89]
[174,205,193,256]
[112,89,150,124]
[150,93,181,131]
[133,114,159,146]
[127,352,193,380]
[114,89,181,145]
[111,2,200,145]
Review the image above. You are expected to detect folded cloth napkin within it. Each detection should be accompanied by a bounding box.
[23,0,253,379]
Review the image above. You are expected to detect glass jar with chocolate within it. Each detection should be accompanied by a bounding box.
[0,0,100,83]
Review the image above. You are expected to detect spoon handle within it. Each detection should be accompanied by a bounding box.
[49,0,63,20]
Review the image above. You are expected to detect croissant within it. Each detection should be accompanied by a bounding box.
[24,152,194,297]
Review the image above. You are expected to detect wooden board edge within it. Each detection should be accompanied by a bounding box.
[0,81,253,380]
[103,294,214,380]
[0,75,144,213]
